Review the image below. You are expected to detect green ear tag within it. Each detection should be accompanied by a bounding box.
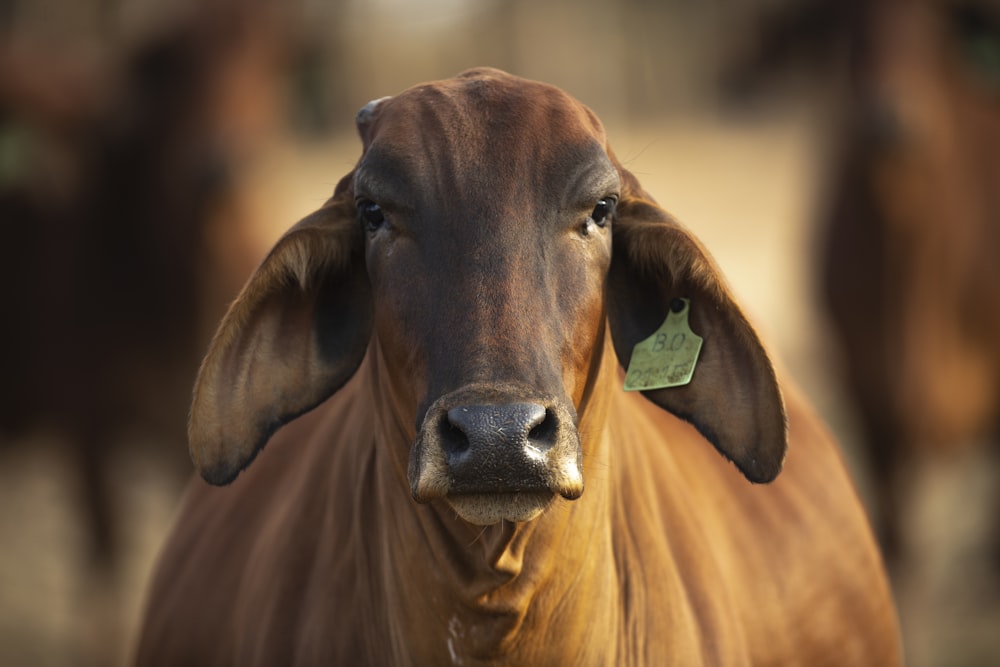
[623,298,703,391]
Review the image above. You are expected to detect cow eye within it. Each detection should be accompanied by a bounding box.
[590,198,615,227]
[358,199,386,232]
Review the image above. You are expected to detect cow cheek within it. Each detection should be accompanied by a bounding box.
[546,258,604,410]
[368,273,431,416]
[558,243,610,409]
[560,307,605,409]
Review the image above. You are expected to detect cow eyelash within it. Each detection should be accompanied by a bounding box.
[591,198,615,227]
[582,197,616,235]
[357,199,387,232]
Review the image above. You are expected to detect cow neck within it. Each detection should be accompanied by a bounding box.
[363,334,622,663]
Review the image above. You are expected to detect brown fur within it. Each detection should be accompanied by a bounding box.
[135,69,901,665]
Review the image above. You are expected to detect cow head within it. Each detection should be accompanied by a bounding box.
[189,68,786,525]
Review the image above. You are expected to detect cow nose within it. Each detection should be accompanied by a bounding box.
[409,394,585,509]
[442,403,557,491]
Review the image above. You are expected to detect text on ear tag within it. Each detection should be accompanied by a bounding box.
[623,298,703,391]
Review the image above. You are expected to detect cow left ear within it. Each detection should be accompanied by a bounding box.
[606,169,787,483]
[188,177,372,486]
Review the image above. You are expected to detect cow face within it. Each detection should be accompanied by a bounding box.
[351,73,618,523]
[188,69,786,525]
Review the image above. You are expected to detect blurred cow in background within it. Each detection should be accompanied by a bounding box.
[725,0,1000,578]
[821,0,1000,569]
[0,0,294,575]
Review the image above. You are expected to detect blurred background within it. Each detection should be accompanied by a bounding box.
[1,0,998,665]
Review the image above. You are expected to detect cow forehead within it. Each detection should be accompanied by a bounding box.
[371,69,606,140]
[355,69,614,197]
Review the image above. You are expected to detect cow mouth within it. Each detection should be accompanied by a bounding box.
[445,491,555,525]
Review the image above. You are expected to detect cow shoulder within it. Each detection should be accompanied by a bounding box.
[608,383,898,665]
[137,379,378,665]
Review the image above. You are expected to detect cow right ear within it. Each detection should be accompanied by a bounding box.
[606,167,787,484]
[189,178,372,485]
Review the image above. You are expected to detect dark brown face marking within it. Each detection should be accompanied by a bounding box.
[352,69,620,523]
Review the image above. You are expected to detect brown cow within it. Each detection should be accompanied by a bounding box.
[724,0,1000,566]
[135,69,901,666]
[820,0,1000,565]
[0,3,286,572]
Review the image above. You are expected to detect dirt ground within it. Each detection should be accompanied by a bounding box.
[2,107,997,666]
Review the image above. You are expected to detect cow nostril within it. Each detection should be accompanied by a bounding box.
[527,408,558,450]
[438,412,471,456]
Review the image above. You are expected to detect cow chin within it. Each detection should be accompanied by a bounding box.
[446,491,555,525]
